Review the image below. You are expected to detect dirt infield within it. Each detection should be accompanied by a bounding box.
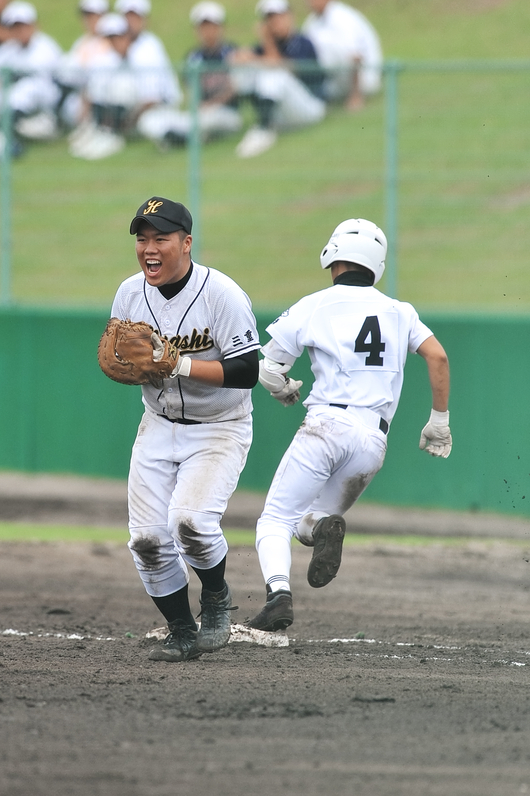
[2,531,530,796]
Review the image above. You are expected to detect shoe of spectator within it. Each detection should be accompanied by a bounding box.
[68,120,98,148]
[15,111,58,141]
[70,127,125,160]
[235,127,277,158]
[158,129,188,152]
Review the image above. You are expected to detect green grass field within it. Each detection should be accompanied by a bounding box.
[35,0,530,61]
[4,0,530,313]
[1,522,527,548]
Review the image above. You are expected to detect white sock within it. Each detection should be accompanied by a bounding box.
[256,535,291,593]
[267,577,291,594]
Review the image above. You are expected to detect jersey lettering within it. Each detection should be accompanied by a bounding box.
[354,315,385,366]
[170,327,214,354]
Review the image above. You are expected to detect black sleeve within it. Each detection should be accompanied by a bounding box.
[221,349,259,389]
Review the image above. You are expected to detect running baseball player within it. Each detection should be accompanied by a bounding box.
[103,196,260,661]
[247,218,452,631]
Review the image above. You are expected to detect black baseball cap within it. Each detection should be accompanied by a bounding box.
[129,197,193,235]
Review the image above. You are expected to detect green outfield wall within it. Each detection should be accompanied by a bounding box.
[0,307,528,518]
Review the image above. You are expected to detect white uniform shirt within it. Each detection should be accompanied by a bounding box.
[302,0,382,95]
[0,30,62,74]
[126,31,181,106]
[85,31,181,108]
[56,33,112,89]
[111,263,260,423]
[0,31,63,111]
[266,284,433,423]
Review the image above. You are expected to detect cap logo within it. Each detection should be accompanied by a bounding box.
[143,200,163,216]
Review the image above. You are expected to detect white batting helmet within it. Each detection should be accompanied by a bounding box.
[320,218,387,284]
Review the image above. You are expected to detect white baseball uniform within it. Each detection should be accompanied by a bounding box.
[85,30,181,116]
[302,0,383,98]
[0,30,62,114]
[110,262,260,597]
[255,277,433,591]
[57,32,112,89]
[137,41,243,144]
[125,30,181,107]
[231,31,326,131]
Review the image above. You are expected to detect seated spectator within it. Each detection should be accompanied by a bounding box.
[113,0,180,109]
[69,9,181,159]
[138,1,242,149]
[0,1,63,155]
[229,0,325,159]
[55,0,112,130]
[302,0,382,112]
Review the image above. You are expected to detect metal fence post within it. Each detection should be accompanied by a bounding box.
[187,60,202,261]
[0,68,12,306]
[384,59,401,299]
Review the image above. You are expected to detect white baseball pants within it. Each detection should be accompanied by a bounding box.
[255,406,387,587]
[127,410,252,597]
[137,103,243,141]
[231,66,326,129]
[2,75,61,115]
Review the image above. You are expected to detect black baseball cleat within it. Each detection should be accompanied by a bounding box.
[196,581,233,653]
[148,618,202,662]
[246,587,294,632]
[307,514,346,588]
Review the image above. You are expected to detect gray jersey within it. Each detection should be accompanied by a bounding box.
[111,262,260,422]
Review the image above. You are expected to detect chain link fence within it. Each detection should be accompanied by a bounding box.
[1,60,530,312]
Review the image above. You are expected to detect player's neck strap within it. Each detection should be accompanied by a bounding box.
[333,270,374,287]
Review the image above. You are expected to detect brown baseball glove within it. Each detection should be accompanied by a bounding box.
[97,318,180,387]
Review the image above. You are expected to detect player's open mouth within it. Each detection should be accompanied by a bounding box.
[146,260,162,274]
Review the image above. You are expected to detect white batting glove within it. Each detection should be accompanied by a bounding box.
[419,409,452,459]
[270,377,303,407]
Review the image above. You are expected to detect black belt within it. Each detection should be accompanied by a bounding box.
[329,404,388,435]
[160,415,202,425]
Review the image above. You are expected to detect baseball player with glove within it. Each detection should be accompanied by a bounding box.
[98,196,260,662]
[246,218,452,631]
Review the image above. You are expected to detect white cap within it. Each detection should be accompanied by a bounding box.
[189,1,225,25]
[114,0,151,15]
[1,1,37,26]
[255,0,290,16]
[79,0,109,13]
[96,11,129,35]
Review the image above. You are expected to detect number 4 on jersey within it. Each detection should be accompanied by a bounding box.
[355,315,385,366]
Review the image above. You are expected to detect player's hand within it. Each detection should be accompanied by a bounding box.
[419,409,452,458]
[270,377,303,407]
[151,332,168,362]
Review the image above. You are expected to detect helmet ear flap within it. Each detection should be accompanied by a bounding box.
[320,240,338,268]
